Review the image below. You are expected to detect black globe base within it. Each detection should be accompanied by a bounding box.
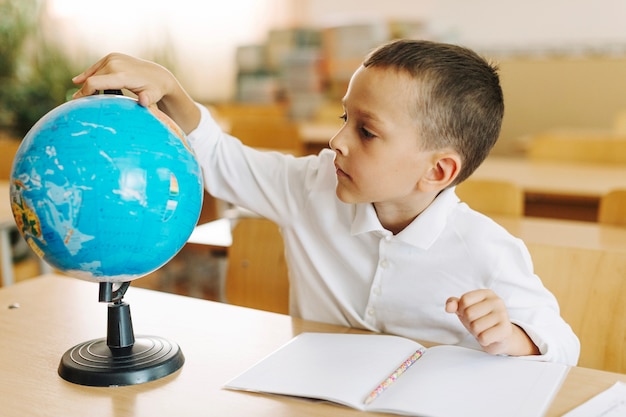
[58,281,184,387]
[58,335,184,387]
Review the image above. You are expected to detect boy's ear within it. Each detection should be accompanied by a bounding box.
[419,151,461,192]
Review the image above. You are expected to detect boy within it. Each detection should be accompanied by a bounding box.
[73,39,580,365]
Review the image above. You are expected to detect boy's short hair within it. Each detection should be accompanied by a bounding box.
[363,39,504,185]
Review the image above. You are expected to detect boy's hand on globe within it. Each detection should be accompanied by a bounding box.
[73,53,201,134]
[72,53,172,107]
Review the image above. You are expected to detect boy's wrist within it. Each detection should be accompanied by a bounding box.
[508,324,540,356]
[157,81,201,134]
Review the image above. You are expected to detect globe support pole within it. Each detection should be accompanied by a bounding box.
[58,282,185,387]
[99,282,135,349]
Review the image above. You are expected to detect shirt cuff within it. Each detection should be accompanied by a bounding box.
[187,103,223,146]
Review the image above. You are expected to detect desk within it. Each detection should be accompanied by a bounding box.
[473,157,626,221]
[298,121,337,154]
[1,275,625,417]
[491,214,626,252]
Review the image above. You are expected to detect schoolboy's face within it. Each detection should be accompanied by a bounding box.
[329,65,441,206]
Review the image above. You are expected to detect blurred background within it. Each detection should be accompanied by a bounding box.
[2,0,626,152]
[4,0,626,299]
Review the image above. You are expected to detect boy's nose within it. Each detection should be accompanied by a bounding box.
[328,127,346,154]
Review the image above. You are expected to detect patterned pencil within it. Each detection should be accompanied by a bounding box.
[364,348,426,405]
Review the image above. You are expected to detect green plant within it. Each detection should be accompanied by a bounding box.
[0,0,78,137]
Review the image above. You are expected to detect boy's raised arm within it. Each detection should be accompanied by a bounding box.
[72,53,201,134]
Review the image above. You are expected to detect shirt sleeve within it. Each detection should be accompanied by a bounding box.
[185,103,325,224]
[490,236,581,366]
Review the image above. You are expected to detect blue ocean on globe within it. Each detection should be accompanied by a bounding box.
[9,95,204,282]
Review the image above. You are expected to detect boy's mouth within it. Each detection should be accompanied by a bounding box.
[334,163,350,179]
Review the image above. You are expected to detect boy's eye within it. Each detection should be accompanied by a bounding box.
[360,127,375,139]
[338,113,375,139]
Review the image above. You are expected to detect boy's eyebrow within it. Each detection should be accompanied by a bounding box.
[341,98,384,125]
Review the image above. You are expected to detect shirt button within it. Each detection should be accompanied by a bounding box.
[379,259,389,268]
[367,308,376,316]
[384,235,392,242]
[372,287,382,296]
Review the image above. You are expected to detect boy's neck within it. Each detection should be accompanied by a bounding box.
[373,191,439,235]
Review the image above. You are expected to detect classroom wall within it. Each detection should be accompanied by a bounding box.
[296,0,626,153]
[495,56,626,154]
[297,0,626,51]
[42,0,626,151]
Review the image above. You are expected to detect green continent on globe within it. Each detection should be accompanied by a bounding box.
[9,95,204,282]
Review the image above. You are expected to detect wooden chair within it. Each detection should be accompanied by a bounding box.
[211,102,288,121]
[597,189,626,226]
[0,138,21,180]
[455,179,524,216]
[526,129,626,164]
[613,109,626,134]
[228,118,303,155]
[225,217,289,314]
[528,242,626,373]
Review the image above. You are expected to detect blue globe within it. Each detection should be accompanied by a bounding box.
[9,95,204,282]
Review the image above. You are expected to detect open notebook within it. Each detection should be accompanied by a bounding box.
[225,332,569,417]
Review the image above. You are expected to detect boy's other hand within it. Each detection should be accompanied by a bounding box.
[445,289,539,357]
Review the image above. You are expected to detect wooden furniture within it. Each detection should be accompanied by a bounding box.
[298,121,337,154]
[211,102,288,121]
[209,103,304,155]
[597,189,626,226]
[229,118,304,155]
[471,156,626,221]
[186,218,233,249]
[614,109,626,134]
[491,215,626,253]
[526,129,626,164]
[1,274,625,417]
[528,243,626,373]
[225,217,289,314]
[492,215,626,373]
[1,181,17,286]
[0,138,20,180]
[455,179,524,216]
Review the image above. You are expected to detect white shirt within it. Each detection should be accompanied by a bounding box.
[188,104,580,365]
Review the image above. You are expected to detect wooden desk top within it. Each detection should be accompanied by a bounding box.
[491,214,626,252]
[473,156,626,198]
[1,275,625,417]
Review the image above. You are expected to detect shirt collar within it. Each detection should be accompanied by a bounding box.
[350,187,460,249]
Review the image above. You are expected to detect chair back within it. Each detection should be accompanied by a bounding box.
[598,189,626,226]
[225,217,289,314]
[526,130,626,164]
[229,118,303,155]
[0,138,21,180]
[528,242,626,373]
[455,179,524,216]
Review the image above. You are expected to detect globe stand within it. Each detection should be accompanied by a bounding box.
[58,281,184,387]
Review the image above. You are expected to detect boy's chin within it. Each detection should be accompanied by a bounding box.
[335,188,364,204]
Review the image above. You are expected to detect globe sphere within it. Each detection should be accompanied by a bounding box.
[9,95,204,282]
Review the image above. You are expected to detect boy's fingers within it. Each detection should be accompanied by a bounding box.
[72,54,113,85]
[445,297,459,313]
[73,72,131,100]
